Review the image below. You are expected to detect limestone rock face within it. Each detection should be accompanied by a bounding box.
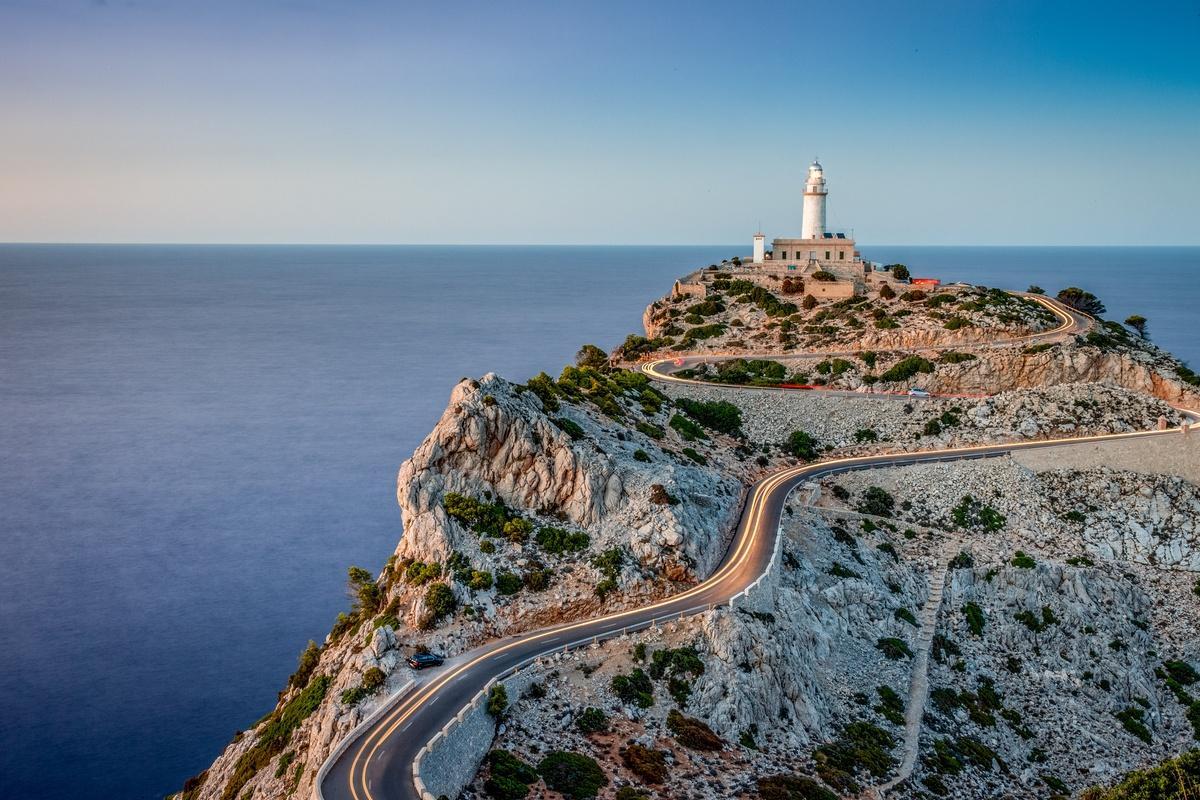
[931,346,1200,408]
[394,373,744,577]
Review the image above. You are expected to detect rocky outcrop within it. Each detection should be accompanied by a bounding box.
[394,373,744,577]
[930,345,1200,408]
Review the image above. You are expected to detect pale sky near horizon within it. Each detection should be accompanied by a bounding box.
[2,0,1198,245]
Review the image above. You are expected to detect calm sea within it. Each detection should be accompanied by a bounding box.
[1,245,1197,799]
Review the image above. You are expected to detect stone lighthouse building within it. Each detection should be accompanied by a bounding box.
[800,161,827,240]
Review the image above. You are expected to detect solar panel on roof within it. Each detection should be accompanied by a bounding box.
[836,233,846,238]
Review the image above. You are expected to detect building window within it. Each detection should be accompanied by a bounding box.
[838,251,844,260]
[825,251,831,260]
[780,251,787,260]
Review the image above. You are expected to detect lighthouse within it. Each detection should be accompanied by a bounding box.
[801,159,827,240]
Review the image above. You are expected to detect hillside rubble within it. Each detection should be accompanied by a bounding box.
[663,380,1183,452]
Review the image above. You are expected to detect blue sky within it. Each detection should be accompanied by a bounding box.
[1,0,1197,244]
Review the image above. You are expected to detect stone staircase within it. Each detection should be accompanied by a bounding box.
[872,548,952,798]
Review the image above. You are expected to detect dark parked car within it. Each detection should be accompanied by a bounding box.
[406,652,444,670]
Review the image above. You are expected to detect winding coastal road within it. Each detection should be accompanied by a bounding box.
[318,292,1194,800]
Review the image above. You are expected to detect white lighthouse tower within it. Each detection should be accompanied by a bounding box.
[752,232,765,264]
[801,159,827,240]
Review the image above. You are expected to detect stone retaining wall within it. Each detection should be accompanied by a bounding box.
[413,671,538,800]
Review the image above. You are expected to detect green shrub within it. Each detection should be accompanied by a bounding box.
[680,323,726,343]
[681,446,707,465]
[857,486,895,517]
[419,582,457,629]
[525,372,560,411]
[594,578,618,599]
[495,571,522,595]
[829,562,861,579]
[485,749,538,800]
[812,721,896,794]
[537,751,608,799]
[554,417,586,440]
[648,646,705,680]
[944,316,971,330]
[288,640,322,690]
[880,356,935,383]
[875,685,905,725]
[444,492,517,537]
[1164,661,1200,685]
[962,603,985,636]
[536,526,590,555]
[666,709,722,750]
[895,608,918,627]
[949,551,974,569]
[1115,706,1153,744]
[632,448,651,462]
[952,495,1006,532]
[1012,550,1036,568]
[669,413,707,441]
[467,570,493,591]
[487,684,508,717]
[675,398,742,435]
[876,637,913,659]
[621,743,668,783]
[854,428,879,443]
[635,421,664,440]
[783,430,820,460]
[756,774,837,800]
[575,706,608,734]
[612,668,654,707]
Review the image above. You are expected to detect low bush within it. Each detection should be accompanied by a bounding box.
[875,685,905,725]
[879,356,935,383]
[813,721,896,794]
[666,709,722,750]
[575,706,607,734]
[288,640,322,690]
[783,430,820,460]
[536,526,590,555]
[669,413,707,441]
[857,486,895,517]
[962,603,985,636]
[632,448,651,462]
[621,743,668,783]
[485,749,538,800]
[1012,550,1036,568]
[951,495,1006,532]
[829,562,861,579]
[1115,706,1153,744]
[675,398,742,435]
[757,774,838,800]
[537,751,608,799]
[419,582,457,629]
[487,684,508,717]
[612,668,654,708]
[495,571,523,596]
[554,417,586,440]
